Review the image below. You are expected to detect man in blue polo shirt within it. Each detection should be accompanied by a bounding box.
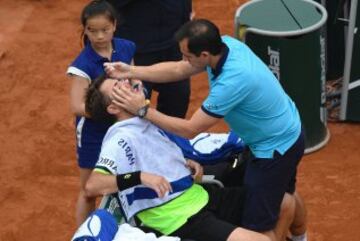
[105,19,307,241]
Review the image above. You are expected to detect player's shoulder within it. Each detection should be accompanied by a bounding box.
[103,124,133,146]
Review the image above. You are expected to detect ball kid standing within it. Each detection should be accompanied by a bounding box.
[66,0,135,226]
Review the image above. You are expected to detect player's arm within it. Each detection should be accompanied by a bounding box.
[104,60,202,83]
[85,171,118,197]
[85,169,173,198]
[69,75,90,117]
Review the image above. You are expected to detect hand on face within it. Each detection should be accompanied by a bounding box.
[111,78,146,115]
[104,62,131,80]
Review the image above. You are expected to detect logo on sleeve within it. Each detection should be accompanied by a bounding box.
[98,157,116,172]
[205,103,218,110]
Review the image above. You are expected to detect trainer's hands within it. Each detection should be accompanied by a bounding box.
[140,172,173,198]
[186,160,203,183]
[111,80,146,115]
[104,62,132,79]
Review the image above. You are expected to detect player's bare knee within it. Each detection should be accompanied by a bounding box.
[281,193,296,217]
[83,181,96,198]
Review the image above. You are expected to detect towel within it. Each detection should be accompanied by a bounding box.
[164,130,244,165]
[113,223,180,241]
[71,209,118,241]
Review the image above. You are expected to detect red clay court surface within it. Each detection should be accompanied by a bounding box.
[0,0,359,240]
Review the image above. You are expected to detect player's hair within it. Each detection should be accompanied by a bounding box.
[175,19,223,56]
[85,74,117,124]
[80,0,118,45]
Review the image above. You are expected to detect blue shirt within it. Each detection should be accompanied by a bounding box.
[202,36,301,158]
[67,38,135,165]
[68,38,135,81]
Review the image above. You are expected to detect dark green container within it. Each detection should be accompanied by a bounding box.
[235,0,330,153]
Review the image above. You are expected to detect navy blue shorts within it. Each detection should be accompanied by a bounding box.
[77,143,102,169]
[241,130,305,232]
[75,117,109,169]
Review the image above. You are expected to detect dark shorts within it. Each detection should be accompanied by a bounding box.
[77,143,101,169]
[241,130,305,232]
[75,118,108,169]
[171,185,246,241]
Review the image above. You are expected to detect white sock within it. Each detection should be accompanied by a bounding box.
[291,232,307,241]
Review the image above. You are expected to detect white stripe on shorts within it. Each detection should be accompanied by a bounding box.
[76,117,85,148]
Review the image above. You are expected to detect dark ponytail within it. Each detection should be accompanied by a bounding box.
[80,0,118,46]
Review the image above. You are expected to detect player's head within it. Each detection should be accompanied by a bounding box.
[85,74,118,124]
[85,75,142,123]
[80,0,117,47]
